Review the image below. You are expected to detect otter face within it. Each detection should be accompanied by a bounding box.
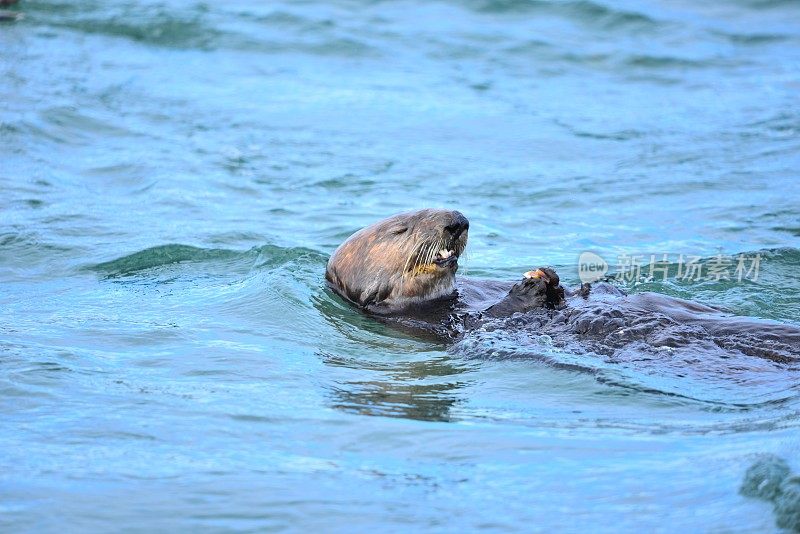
[326,209,469,311]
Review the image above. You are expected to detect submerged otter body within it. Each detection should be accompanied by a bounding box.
[326,209,800,364]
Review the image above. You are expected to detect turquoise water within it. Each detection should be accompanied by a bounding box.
[2,0,800,531]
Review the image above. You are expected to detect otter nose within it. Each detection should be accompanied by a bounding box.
[445,212,469,239]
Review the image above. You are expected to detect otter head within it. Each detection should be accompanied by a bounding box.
[326,209,469,311]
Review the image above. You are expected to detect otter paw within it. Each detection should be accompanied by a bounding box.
[512,274,548,296]
[522,267,560,286]
[523,269,546,280]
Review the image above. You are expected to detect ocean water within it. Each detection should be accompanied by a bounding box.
[2,0,800,531]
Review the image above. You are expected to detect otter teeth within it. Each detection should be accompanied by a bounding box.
[437,249,453,259]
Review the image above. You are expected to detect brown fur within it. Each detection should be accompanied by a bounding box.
[326,209,468,311]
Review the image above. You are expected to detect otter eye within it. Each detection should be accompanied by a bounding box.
[390,226,408,235]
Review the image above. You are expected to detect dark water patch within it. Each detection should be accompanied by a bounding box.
[502,44,728,74]
[328,380,461,422]
[321,352,473,422]
[619,73,682,85]
[740,455,800,532]
[460,0,548,14]
[774,226,800,237]
[72,429,159,443]
[554,119,644,141]
[248,11,311,27]
[564,0,658,30]
[572,129,643,141]
[735,0,800,7]
[0,382,55,407]
[17,361,73,374]
[716,31,791,45]
[744,112,800,135]
[314,174,377,189]
[91,243,326,278]
[17,107,142,147]
[222,35,377,58]
[462,0,659,30]
[251,245,327,271]
[0,122,22,136]
[503,40,610,67]
[468,80,492,91]
[24,1,102,17]
[0,9,23,23]
[82,163,152,182]
[558,51,611,67]
[500,38,550,54]
[44,3,378,58]
[5,198,48,210]
[625,55,721,69]
[92,244,244,276]
[1,350,81,394]
[50,8,223,50]
[205,231,270,246]
[774,476,800,532]
[0,231,79,268]
[80,166,159,195]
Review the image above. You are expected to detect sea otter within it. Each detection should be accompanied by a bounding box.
[326,209,800,363]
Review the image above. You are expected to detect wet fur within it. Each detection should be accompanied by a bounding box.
[326,209,467,312]
[327,210,800,363]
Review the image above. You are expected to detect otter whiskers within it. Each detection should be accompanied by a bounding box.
[403,237,446,278]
